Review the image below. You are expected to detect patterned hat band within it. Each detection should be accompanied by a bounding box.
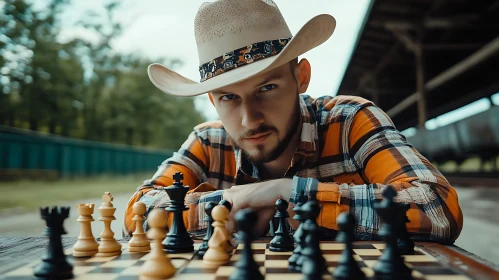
[198,37,292,82]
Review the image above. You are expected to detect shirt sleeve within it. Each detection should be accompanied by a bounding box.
[122,130,216,238]
[289,105,463,244]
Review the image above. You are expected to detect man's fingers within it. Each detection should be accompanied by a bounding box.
[226,219,235,233]
[254,207,277,237]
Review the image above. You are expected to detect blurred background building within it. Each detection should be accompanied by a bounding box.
[0,0,498,266]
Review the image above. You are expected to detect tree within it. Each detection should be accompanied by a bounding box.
[0,0,82,133]
[101,57,204,148]
[0,0,205,150]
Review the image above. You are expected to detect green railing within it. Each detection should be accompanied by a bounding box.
[0,126,174,179]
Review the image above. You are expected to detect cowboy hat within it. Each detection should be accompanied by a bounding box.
[148,0,336,97]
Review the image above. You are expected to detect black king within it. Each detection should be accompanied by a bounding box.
[159,172,194,253]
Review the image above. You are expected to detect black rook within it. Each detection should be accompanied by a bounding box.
[34,206,73,279]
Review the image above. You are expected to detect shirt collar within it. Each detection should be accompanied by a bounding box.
[234,94,319,181]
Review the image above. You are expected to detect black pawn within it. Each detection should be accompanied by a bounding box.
[34,206,73,279]
[300,200,327,279]
[333,212,366,280]
[219,199,233,212]
[373,186,412,280]
[229,208,264,280]
[397,202,414,255]
[198,201,218,256]
[269,199,294,252]
[288,193,307,271]
[162,172,194,253]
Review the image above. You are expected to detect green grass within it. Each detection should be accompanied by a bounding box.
[0,173,151,213]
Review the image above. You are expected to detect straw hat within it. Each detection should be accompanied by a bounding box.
[148,0,336,97]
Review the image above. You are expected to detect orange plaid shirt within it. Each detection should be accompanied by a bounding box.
[123,95,463,243]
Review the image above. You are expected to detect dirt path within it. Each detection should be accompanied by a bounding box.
[452,186,499,265]
[0,193,131,239]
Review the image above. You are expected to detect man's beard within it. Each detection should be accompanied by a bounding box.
[231,96,301,164]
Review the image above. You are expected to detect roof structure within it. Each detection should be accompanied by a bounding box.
[336,0,499,131]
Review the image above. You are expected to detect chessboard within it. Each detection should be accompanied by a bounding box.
[2,240,472,280]
[1,175,494,280]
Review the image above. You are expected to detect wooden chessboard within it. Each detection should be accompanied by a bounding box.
[1,240,476,280]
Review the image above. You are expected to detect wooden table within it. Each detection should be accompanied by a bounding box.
[0,236,497,279]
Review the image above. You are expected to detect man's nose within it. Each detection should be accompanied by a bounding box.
[241,100,264,130]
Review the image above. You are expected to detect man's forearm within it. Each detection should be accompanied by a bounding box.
[290,176,462,244]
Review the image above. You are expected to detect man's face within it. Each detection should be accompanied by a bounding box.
[211,62,301,164]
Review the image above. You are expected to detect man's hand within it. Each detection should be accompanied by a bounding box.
[222,178,292,235]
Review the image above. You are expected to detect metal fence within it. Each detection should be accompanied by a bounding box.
[0,126,174,180]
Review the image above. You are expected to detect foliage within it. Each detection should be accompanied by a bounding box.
[0,0,205,149]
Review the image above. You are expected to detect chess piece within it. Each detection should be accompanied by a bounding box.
[128,201,151,252]
[97,192,122,257]
[34,206,73,279]
[203,205,231,267]
[140,208,176,279]
[333,212,366,280]
[160,172,194,253]
[373,186,413,280]
[72,203,99,257]
[199,201,218,256]
[219,199,234,253]
[219,199,233,212]
[269,199,294,252]
[397,202,415,255]
[229,208,264,280]
[288,192,307,271]
[299,200,327,279]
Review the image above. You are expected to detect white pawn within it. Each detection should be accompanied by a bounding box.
[128,201,150,252]
[72,203,99,257]
[140,208,176,279]
[97,192,122,257]
[203,205,231,267]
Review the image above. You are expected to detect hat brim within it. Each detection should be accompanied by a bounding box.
[148,14,336,97]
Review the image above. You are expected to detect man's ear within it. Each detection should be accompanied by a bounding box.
[208,93,214,105]
[295,58,311,94]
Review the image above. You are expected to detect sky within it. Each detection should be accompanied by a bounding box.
[57,0,372,120]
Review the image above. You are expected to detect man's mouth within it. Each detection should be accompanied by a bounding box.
[244,132,271,144]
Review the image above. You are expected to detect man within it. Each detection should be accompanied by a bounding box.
[123,0,463,243]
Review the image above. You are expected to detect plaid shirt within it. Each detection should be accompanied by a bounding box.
[123,95,463,243]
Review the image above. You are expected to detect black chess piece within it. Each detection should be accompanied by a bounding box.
[288,192,307,272]
[219,199,233,212]
[397,202,414,255]
[160,172,194,253]
[269,199,294,252]
[34,206,73,279]
[333,212,366,280]
[373,186,413,280]
[198,201,218,256]
[299,200,327,279]
[229,208,264,280]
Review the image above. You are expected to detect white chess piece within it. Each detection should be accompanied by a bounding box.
[72,203,99,257]
[140,208,176,279]
[96,192,122,257]
[128,201,150,252]
[202,205,231,267]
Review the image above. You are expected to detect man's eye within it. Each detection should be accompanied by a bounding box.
[260,84,276,92]
[220,94,236,101]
